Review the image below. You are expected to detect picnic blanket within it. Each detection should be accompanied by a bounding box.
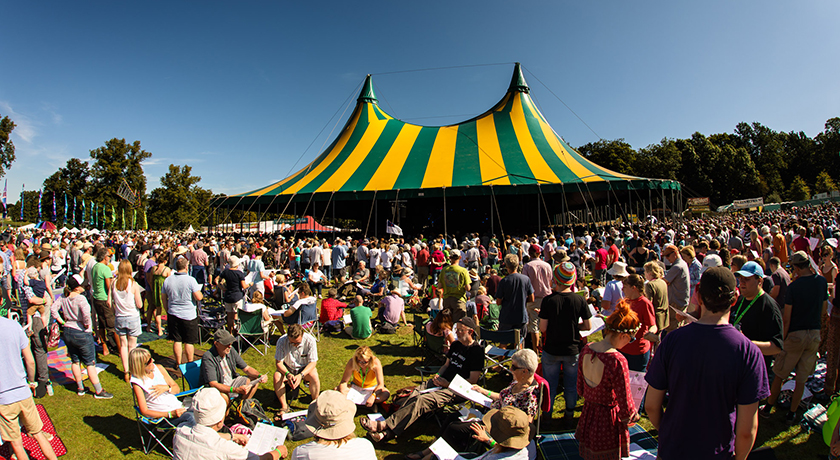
[0,404,67,459]
[538,424,657,460]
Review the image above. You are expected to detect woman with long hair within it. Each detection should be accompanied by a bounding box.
[336,346,390,407]
[147,252,171,336]
[575,301,640,460]
[112,259,143,381]
[617,276,657,372]
[129,347,193,427]
[425,308,457,353]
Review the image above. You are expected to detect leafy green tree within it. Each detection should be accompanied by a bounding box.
[787,176,811,201]
[815,171,837,193]
[577,139,637,175]
[816,117,840,182]
[734,122,787,194]
[147,165,212,230]
[7,190,40,223]
[87,138,152,228]
[0,115,17,178]
[635,138,681,180]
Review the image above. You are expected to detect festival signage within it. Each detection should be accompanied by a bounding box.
[686,197,710,213]
[733,197,764,209]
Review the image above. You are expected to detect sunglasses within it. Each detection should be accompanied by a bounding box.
[510,364,523,372]
[146,357,154,366]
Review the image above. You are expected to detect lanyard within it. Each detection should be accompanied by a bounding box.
[732,290,763,328]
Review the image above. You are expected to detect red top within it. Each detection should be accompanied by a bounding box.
[619,296,656,356]
[319,298,347,323]
[608,245,621,266]
[595,248,609,270]
[416,249,430,267]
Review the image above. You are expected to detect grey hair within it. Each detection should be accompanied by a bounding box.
[511,348,538,374]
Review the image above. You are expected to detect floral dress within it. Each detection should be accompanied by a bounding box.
[575,344,636,460]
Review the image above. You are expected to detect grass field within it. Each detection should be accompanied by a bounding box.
[36,307,829,459]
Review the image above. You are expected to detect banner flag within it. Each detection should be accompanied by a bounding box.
[1,179,6,219]
[386,220,403,236]
[19,185,24,221]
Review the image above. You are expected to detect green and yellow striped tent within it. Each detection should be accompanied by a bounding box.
[216,63,678,208]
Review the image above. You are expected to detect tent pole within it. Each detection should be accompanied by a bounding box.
[490,192,494,237]
[560,185,565,229]
[332,198,336,241]
[375,198,378,239]
[443,187,447,238]
[628,185,632,224]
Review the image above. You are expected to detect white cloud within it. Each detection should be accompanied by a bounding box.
[0,101,37,143]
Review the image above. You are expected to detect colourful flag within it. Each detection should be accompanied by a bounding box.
[132,209,136,230]
[19,185,24,221]
[121,208,125,229]
[63,193,67,225]
[37,190,42,221]
[73,197,76,225]
[52,192,56,222]
[111,205,116,226]
[1,179,6,219]
[142,209,147,230]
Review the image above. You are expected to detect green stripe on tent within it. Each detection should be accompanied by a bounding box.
[556,136,621,181]
[341,119,404,191]
[451,122,482,187]
[295,105,371,194]
[393,128,438,189]
[493,110,535,184]
[520,95,580,184]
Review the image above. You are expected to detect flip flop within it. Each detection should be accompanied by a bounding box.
[368,431,387,442]
[359,415,377,432]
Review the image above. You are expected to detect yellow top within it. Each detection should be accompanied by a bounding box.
[352,368,377,389]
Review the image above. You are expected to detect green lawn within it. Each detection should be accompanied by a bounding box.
[38,309,829,459]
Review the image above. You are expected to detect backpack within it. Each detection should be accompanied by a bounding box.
[47,322,61,348]
[378,321,397,334]
[232,398,271,429]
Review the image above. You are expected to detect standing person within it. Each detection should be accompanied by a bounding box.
[162,257,204,367]
[661,244,690,333]
[438,249,471,322]
[148,252,171,336]
[617,275,657,372]
[112,259,143,382]
[768,257,790,309]
[220,256,250,333]
[522,245,552,351]
[189,241,209,287]
[430,243,446,287]
[539,262,592,423]
[731,262,783,381]
[645,267,769,460]
[643,261,669,341]
[331,239,348,285]
[0,315,58,460]
[415,243,430,290]
[600,262,628,317]
[90,248,117,355]
[593,240,609,286]
[50,275,113,399]
[762,251,827,423]
[495,254,534,335]
[575,303,640,460]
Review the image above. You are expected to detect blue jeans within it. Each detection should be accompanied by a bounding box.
[620,350,650,373]
[541,351,579,416]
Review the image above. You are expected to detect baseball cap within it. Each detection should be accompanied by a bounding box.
[735,261,764,278]
[698,267,737,305]
[449,249,461,259]
[790,251,810,265]
[213,329,236,346]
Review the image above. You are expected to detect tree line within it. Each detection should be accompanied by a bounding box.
[577,117,840,207]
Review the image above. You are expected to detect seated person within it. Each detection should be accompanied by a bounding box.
[344,295,373,340]
[173,387,287,460]
[273,324,320,416]
[318,288,346,332]
[129,347,194,427]
[361,318,484,442]
[290,390,376,459]
[425,308,457,353]
[276,284,316,334]
[336,346,390,407]
[240,291,276,328]
[474,286,492,320]
[199,330,267,405]
[391,265,422,297]
[348,261,371,286]
[357,270,388,298]
[306,263,327,298]
[378,289,408,328]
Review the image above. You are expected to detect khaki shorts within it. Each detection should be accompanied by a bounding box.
[526,297,543,333]
[773,329,821,382]
[225,298,244,313]
[443,297,467,322]
[0,397,44,442]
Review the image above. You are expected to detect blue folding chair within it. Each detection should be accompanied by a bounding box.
[133,386,200,456]
[297,300,320,342]
[179,359,203,391]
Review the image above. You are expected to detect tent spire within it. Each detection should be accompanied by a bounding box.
[508,62,530,94]
[358,74,378,103]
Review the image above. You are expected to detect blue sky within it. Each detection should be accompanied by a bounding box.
[1,1,837,202]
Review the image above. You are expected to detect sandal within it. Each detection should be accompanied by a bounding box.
[368,431,387,442]
[359,415,378,432]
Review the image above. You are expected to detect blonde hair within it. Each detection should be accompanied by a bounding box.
[251,291,265,304]
[351,346,375,373]
[644,260,664,278]
[128,347,152,379]
[116,259,133,291]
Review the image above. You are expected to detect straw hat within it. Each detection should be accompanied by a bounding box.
[304,390,357,440]
[607,261,630,278]
[482,406,530,449]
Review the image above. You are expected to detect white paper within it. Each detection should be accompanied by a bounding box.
[269,311,286,317]
[628,443,657,460]
[81,362,108,377]
[809,238,820,251]
[670,305,697,323]
[346,385,375,405]
[244,272,256,285]
[580,316,605,338]
[428,437,466,460]
[627,370,649,411]
[343,313,352,324]
[419,386,442,394]
[781,379,813,400]
[448,375,493,408]
[245,422,289,455]
[367,413,386,422]
[281,409,308,421]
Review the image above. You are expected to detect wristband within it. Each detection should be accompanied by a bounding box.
[489,439,496,447]
[275,446,284,458]
[284,371,290,377]
[167,411,172,418]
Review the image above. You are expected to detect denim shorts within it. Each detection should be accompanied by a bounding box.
[115,315,142,337]
[64,327,97,366]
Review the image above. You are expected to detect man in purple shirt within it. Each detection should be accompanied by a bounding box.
[645,267,769,460]
[522,244,552,350]
[378,290,407,328]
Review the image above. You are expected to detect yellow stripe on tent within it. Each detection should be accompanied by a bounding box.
[510,96,561,184]
[316,118,389,193]
[520,95,602,183]
[247,159,317,196]
[421,126,459,188]
[364,124,423,191]
[495,94,510,112]
[475,116,510,185]
[282,107,364,195]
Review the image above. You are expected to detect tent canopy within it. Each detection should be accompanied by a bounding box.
[215,63,678,207]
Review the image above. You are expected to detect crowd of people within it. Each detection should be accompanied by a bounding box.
[0,200,839,459]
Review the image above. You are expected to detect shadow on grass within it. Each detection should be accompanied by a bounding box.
[83,413,142,455]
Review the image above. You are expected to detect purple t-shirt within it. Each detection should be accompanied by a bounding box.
[380,294,405,325]
[645,322,769,460]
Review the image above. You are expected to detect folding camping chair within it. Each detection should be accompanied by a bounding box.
[237,309,271,355]
[179,359,203,391]
[416,330,447,382]
[413,314,429,347]
[296,300,320,342]
[479,326,523,385]
[133,385,200,456]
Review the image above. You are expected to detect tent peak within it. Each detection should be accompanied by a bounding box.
[508,62,530,94]
[358,74,378,103]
